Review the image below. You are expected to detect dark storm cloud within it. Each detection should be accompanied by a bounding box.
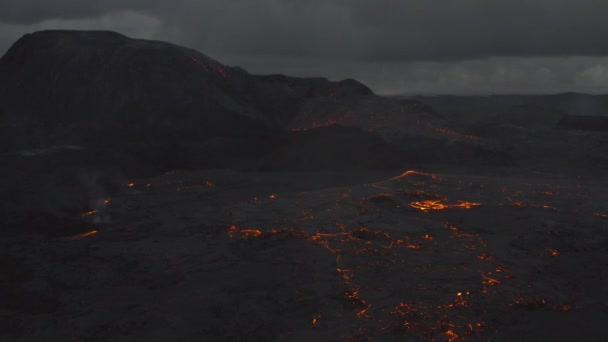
[345,0,608,61]
[3,0,608,61]
[153,0,608,61]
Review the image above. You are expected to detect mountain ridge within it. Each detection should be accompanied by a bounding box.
[0,29,374,151]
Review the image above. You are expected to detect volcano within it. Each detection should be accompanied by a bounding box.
[0,30,410,237]
[0,30,376,159]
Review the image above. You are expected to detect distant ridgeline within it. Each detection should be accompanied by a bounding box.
[409,93,608,131]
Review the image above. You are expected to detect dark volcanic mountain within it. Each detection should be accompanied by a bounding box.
[0,30,399,180]
[0,30,389,235]
[0,30,373,154]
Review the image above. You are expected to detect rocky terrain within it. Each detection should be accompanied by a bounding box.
[2,168,607,341]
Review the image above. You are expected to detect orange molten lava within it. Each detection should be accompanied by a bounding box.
[224,177,580,340]
[228,225,262,238]
[67,230,98,240]
[385,170,428,182]
[438,330,459,342]
[83,210,97,217]
[409,200,481,212]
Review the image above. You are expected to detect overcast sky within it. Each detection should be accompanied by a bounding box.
[1,0,608,95]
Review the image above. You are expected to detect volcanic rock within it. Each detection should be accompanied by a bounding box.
[556,115,608,131]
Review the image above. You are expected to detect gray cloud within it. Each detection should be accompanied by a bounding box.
[0,0,150,24]
[1,1,608,94]
[4,0,608,61]
[142,0,608,61]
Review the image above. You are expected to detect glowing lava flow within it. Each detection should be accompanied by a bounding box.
[82,210,97,217]
[66,230,98,240]
[226,223,497,339]
[383,170,436,183]
[595,212,608,219]
[228,225,262,238]
[226,216,574,340]
[409,200,481,212]
[226,171,578,340]
[81,198,112,222]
